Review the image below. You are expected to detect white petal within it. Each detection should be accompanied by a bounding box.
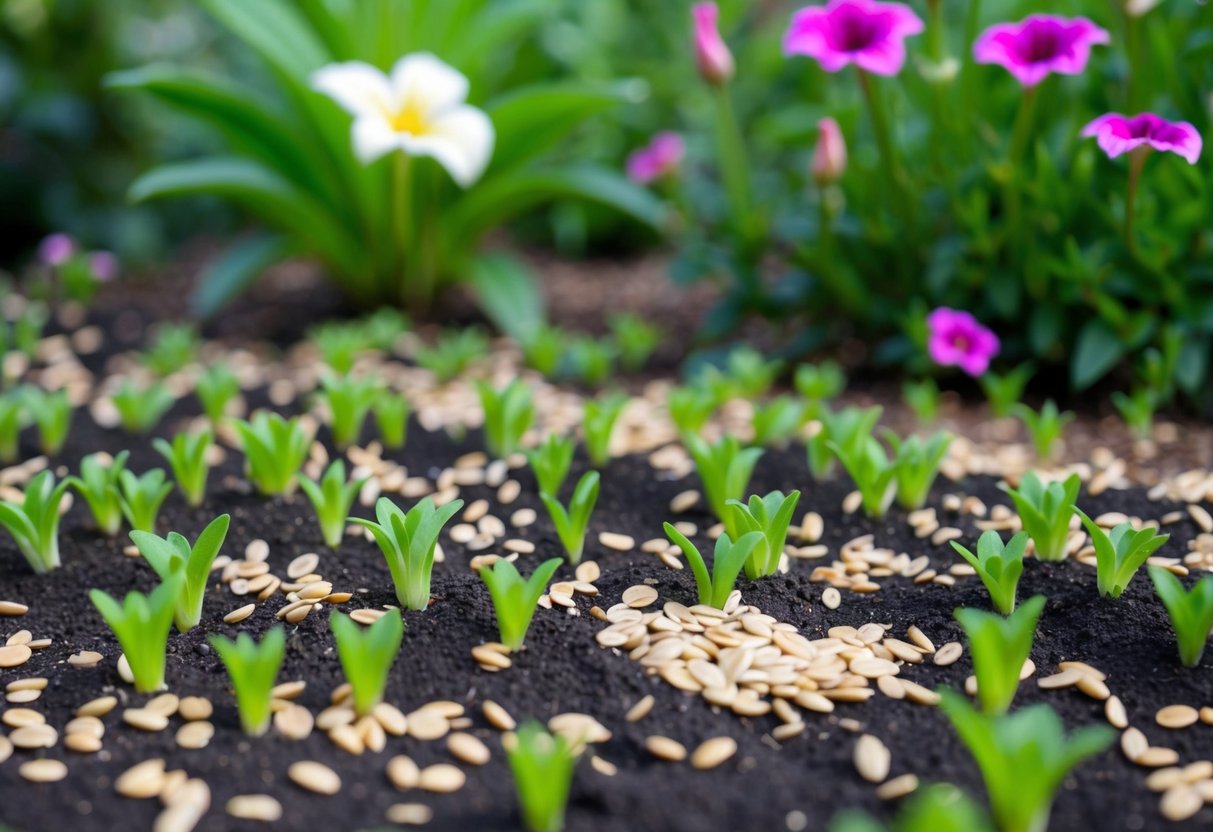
[351,117,402,165]
[389,52,469,115]
[399,105,494,187]
[311,61,394,120]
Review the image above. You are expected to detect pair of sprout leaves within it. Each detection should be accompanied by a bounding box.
[526,434,601,565]
[316,372,410,450]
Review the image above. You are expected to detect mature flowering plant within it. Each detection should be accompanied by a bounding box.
[1082,113,1202,165]
[973,15,1109,87]
[927,308,1000,377]
[627,132,685,184]
[783,0,924,76]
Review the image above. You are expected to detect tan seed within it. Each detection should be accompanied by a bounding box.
[0,735,10,764]
[690,736,736,770]
[933,642,963,666]
[288,552,320,579]
[626,695,655,723]
[854,735,891,783]
[68,651,103,667]
[10,724,57,749]
[448,732,491,766]
[178,697,213,722]
[124,708,169,732]
[146,693,180,717]
[1105,696,1128,729]
[0,600,30,616]
[645,735,687,762]
[1138,747,1181,767]
[599,532,635,551]
[289,761,341,795]
[20,759,67,783]
[64,732,102,753]
[1122,727,1149,761]
[575,561,601,583]
[226,794,282,822]
[77,695,117,718]
[876,773,919,800]
[3,707,45,727]
[1160,785,1202,821]
[116,759,167,798]
[418,763,465,793]
[350,608,386,625]
[407,708,450,741]
[483,700,516,731]
[822,587,841,610]
[0,643,32,667]
[65,716,104,738]
[387,754,421,790]
[275,704,314,740]
[1038,669,1083,690]
[176,721,214,750]
[386,803,433,825]
[224,604,256,624]
[1156,704,1199,729]
[472,643,512,670]
[622,585,659,608]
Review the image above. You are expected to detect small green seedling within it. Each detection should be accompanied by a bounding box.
[955,595,1045,714]
[0,394,24,462]
[505,723,580,832]
[686,434,764,534]
[750,396,806,448]
[89,572,183,693]
[234,411,312,496]
[130,514,230,631]
[902,378,939,423]
[209,627,285,736]
[372,391,409,449]
[939,691,1113,832]
[477,379,535,459]
[7,300,48,358]
[1111,387,1157,441]
[540,472,600,565]
[143,324,199,376]
[887,431,952,510]
[319,373,380,448]
[829,783,994,832]
[362,308,409,351]
[1076,511,1169,599]
[112,378,175,434]
[978,362,1034,419]
[522,325,565,378]
[309,320,372,374]
[195,364,241,424]
[720,346,782,399]
[153,428,213,507]
[1148,566,1213,667]
[0,470,71,573]
[68,451,130,536]
[1002,472,1081,562]
[527,433,575,497]
[479,557,562,650]
[352,497,464,610]
[414,327,489,382]
[728,490,801,580]
[19,386,70,455]
[331,608,405,715]
[794,360,846,417]
[832,436,899,519]
[115,468,173,533]
[1015,400,1074,461]
[299,460,367,549]
[582,392,627,466]
[950,531,1028,615]
[664,522,763,609]
[608,313,661,372]
[667,386,717,438]
[568,336,615,386]
[810,404,882,481]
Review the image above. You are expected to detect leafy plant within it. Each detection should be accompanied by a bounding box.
[505,723,580,832]
[234,411,313,496]
[1002,472,1081,562]
[664,522,763,609]
[89,572,184,693]
[521,325,566,378]
[939,691,1113,832]
[979,363,1035,419]
[143,324,199,376]
[794,361,845,419]
[319,372,380,448]
[477,379,535,459]
[1148,566,1213,668]
[479,557,562,651]
[1111,387,1157,440]
[954,595,1045,714]
[728,490,801,580]
[0,471,72,573]
[568,336,615,386]
[0,394,25,463]
[209,627,285,736]
[153,428,214,508]
[331,609,405,716]
[539,471,600,565]
[582,392,627,466]
[111,379,177,435]
[115,468,173,533]
[299,460,367,549]
[886,430,953,510]
[18,386,71,456]
[372,391,409,450]
[527,433,575,497]
[829,783,994,832]
[685,434,763,534]
[750,396,805,448]
[1076,512,1170,599]
[414,328,489,383]
[309,320,373,374]
[1015,400,1074,461]
[130,514,231,631]
[950,531,1028,616]
[667,385,717,438]
[902,378,939,423]
[351,497,464,611]
[832,436,899,519]
[195,364,241,424]
[713,346,782,400]
[67,451,130,536]
[608,313,661,372]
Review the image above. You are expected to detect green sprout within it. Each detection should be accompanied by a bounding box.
[362,308,409,352]
[505,723,580,832]
[686,434,764,534]
[372,391,409,450]
[309,320,372,374]
[805,406,835,480]
[153,428,213,508]
[955,595,1045,714]
[89,572,183,693]
[750,396,806,448]
[111,378,176,434]
[0,393,24,462]
[794,360,846,415]
[67,451,130,536]
[950,531,1028,616]
[319,372,380,448]
[7,300,48,358]
[1002,472,1081,562]
[18,386,70,456]
[299,460,367,549]
[667,385,717,438]
[539,472,600,565]
[115,468,173,533]
[664,522,763,609]
[887,430,953,510]
[477,379,535,459]
[1076,511,1169,599]
[209,627,285,736]
[832,436,899,519]
[130,514,231,631]
[479,557,562,651]
[414,327,489,383]
[0,470,71,573]
[143,323,199,376]
[1148,566,1213,667]
[901,378,939,423]
[719,346,782,400]
[1015,400,1074,461]
[978,362,1034,419]
[809,405,882,481]
[939,691,1113,832]
[521,325,565,378]
[527,433,574,496]
[608,313,661,372]
[195,364,240,424]
[352,497,464,610]
[234,411,312,496]
[331,609,405,716]
[582,392,627,466]
[829,783,993,832]
[568,336,615,386]
[1110,387,1157,441]
[727,490,801,580]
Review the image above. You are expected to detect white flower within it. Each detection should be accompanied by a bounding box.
[311,53,494,187]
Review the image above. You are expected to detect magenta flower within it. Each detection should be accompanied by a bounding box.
[626,132,686,184]
[37,233,75,267]
[1081,113,1202,165]
[811,117,847,185]
[973,15,1109,87]
[783,0,924,77]
[89,251,119,282]
[927,308,1000,377]
[692,3,734,86]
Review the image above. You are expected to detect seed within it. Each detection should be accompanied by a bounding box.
[1105,696,1128,729]
[77,695,117,717]
[933,642,962,666]
[68,651,103,667]
[877,675,904,700]
[482,700,515,732]
[801,512,824,543]
[288,553,320,579]
[622,585,659,608]
[176,721,214,750]
[670,490,700,514]
[418,763,465,793]
[575,561,601,583]
[123,708,170,732]
[471,644,512,670]
[297,581,333,601]
[289,761,341,795]
[511,508,537,527]
[906,626,935,653]
[10,724,57,749]
[65,716,104,738]
[626,695,655,723]
[448,732,491,766]
[1075,675,1110,700]
[1138,747,1181,768]
[822,587,841,610]
[387,803,434,825]
[147,693,180,717]
[1188,504,1213,533]
[275,705,314,740]
[3,707,44,727]
[20,759,67,783]
[1122,727,1149,761]
[876,773,919,800]
[350,608,386,625]
[224,604,256,624]
[900,680,940,706]
[0,643,32,667]
[384,754,422,791]
[1156,704,1199,729]
[407,708,450,741]
[116,759,167,798]
[1160,785,1202,821]
[690,737,736,770]
[0,735,11,764]
[645,735,687,762]
[64,732,102,753]
[1202,707,1213,725]
[226,794,282,822]
[1037,669,1083,689]
[372,702,408,736]
[0,601,29,616]
[854,735,891,783]
[178,697,212,721]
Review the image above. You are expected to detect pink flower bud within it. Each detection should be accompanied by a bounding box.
[37,233,75,267]
[89,251,119,282]
[811,118,847,185]
[693,3,735,86]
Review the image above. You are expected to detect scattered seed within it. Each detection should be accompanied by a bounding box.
[176,721,215,750]
[350,608,386,625]
[226,794,282,822]
[1160,785,1202,821]
[77,696,117,718]
[626,695,655,723]
[10,724,57,749]
[600,532,636,552]
[68,651,103,667]
[386,803,433,826]
[64,732,102,753]
[645,735,687,762]
[0,643,32,668]
[123,708,170,732]
[448,732,491,766]
[854,735,891,783]
[407,708,450,741]
[575,561,601,583]
[876,773,919,800]
[482,700,515,731]
[1188,504,1213,534]
[1105,696,1128,729]
[822,587,841,610]
[622,585,659,608]
[275,705,314,740]
[418,763,465,793]
[19,759,67,783]
[690,737,736,770]
[0,601,29,616]
[65,716,104,738]
[1157,705,1199,729]
[0,735,10,765]
[2,707,44,728]
[471,644,512,670]
[933,642,962,666]
[289,761,341,795]
[224,604,256,625]
[116,759,167,798]
[147,693,180,717]
[288,552,320,579]
[670,490,700,514]
[1138,747,1181,768]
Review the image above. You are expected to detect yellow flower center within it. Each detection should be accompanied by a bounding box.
[388,99,429,136]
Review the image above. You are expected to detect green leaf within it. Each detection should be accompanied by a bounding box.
[467,255,546,344]
[1071,319,1126,391]
[192,234,297,319]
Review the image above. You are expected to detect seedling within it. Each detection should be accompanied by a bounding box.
[568,336,615,386]
[115,468,173,533]
[1002,472,1081,562]
[1148,566,1213,667]
[1015,400,1074,460]
[130,514,230,630]
[153,428,213,507]
[805,406,835,480]
[89,572,183,693]
[309,321,372,374]
[582,392,627,465]
[826,405,883,460]
[505,723,579,832]
[939,691,1112,832]
[331,609,405,715]
[527,434,574,496]
[829,783,993,832]
[522,325,565,378]
[234,411,312,496]
[68,451,130,536]
[209,627,285,736]
[886,430,953,510]
[372,391,409,450]
[112,378,176,434]
[7,300,48,358]
[950,531,1027,615]
[143,323,198,376]
[832,436,899,519]
[1076,511,1169,599]
[18,386,70,455]
[362,308,409,352]
[902,378,939,423]
[479,557,562,650]
[794,360,845,418]
[477,379,535,459]
[667,385,716,438]
[0,470,71,573]
[728,490,801,579]
[721,346,782,399]
[352,497,464,610]
[954,595,1045,714]
[414,328,489,382]
[0,394,24,462]
[195,364,240,424]
[319,372,380,448]
[1111,387,1156,440]
[686,434,764,534]
[750,396,806,448]
[539,472,600,565]
[664,523,763,609]
[978,362,1034,419]
[299,460,367,549]
[608,313,661,372]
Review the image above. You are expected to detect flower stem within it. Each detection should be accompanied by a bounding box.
[1003,86,1038,257]
[1125,147,1149,258]
[857,70,907,224]
[712,86,756,259]
[393,153,419,308]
